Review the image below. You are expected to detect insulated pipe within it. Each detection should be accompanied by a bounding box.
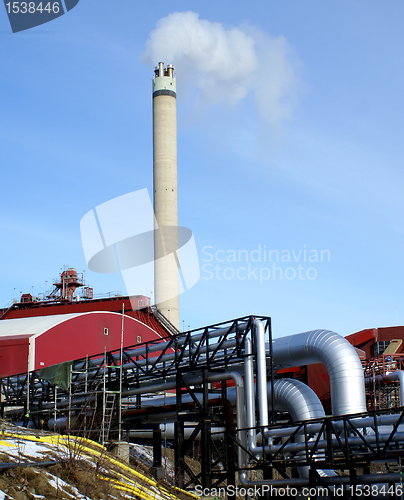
[244,368,326,478]
[244,321,269,454]
[272,329,366,415]
[264,412,404,440]
[239,473,402,489]
[239,429,404,489]
[267,378,325,423]
[254,320,269,430]
[238,377,326,431]
[261,430,404,456]
[133,378,326,434]
[244,334,325,479]
[365,370,404,406]
[266,379,336,480]
[244,338,258,453]
[211,371,248,471]
[129,423,225,441]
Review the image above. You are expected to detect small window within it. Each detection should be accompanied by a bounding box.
[137,336,141,343]
[104,328,109,336]
[374,341,390,356]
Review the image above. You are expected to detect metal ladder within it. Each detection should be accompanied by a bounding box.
[100,348,118,445]
[100,391,116,444]
[0,300,15,320]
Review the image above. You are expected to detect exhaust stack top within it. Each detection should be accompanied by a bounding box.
[153,62,180,331]
[153,62,176,96]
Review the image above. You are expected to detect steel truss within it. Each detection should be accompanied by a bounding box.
[233,406,404,497]
[1,315,270,408]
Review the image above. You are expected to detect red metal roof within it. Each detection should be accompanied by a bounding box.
[345,328,377,347]
[0,312,165,377]
[0,296,170,338]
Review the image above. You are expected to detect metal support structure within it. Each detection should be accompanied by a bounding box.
[174,369,185,488]
[201,369,212,489]
[0,316,268,417]
[5,315,404,493]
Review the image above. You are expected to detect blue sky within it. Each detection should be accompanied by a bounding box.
[1,1,403,338]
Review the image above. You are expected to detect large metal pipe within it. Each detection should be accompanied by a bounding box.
[254,320,269,430]
[239,472,403,489]
[261,412,404,440]
[242,377,325,440]
[244,338,258,453]
[245,328,326,479]
[129,423,225,441]
[153,62,179,329]
[267,378,325,423]
[261,429,404,456]
[244,344,326,477]
[266,378,333,480]
[244,322,269,454]
[240,327,366,487]
[272,329,366,415]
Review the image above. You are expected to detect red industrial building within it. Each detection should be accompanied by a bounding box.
[0,311,168,378]
[0,267,172,378]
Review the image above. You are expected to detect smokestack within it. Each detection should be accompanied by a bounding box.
[153,62,180,330]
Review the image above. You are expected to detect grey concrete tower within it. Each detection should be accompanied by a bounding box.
[153,62,180,330]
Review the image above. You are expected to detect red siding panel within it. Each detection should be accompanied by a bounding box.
[307,363,330,400]
[0,335,31,377]
[34,312,162,370]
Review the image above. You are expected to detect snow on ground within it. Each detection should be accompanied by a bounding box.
[0,439,54,460]
[0,420,195,500]
[44,471,92,499]
[130,444,176,482]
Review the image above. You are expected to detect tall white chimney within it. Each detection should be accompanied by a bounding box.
[153,62,180,330]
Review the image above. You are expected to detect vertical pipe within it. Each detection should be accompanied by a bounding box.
[244,338,258,453]
[269,318,275,425]
[254,320,269,430]
[153,62,180,330]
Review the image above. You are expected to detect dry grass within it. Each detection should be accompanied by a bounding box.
[0,419,190,500]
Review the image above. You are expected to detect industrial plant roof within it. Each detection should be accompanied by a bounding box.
[0,311,133,338]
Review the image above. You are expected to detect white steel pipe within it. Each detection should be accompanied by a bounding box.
[244,338,259,454]
[272,329,366,415]
[254,320,269,430]
[129,423,225,441]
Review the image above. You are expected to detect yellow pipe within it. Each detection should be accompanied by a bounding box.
[98,476,164,500]
[3,431,197,499]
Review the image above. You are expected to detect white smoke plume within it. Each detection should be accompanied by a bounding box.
[142,12,302,129]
